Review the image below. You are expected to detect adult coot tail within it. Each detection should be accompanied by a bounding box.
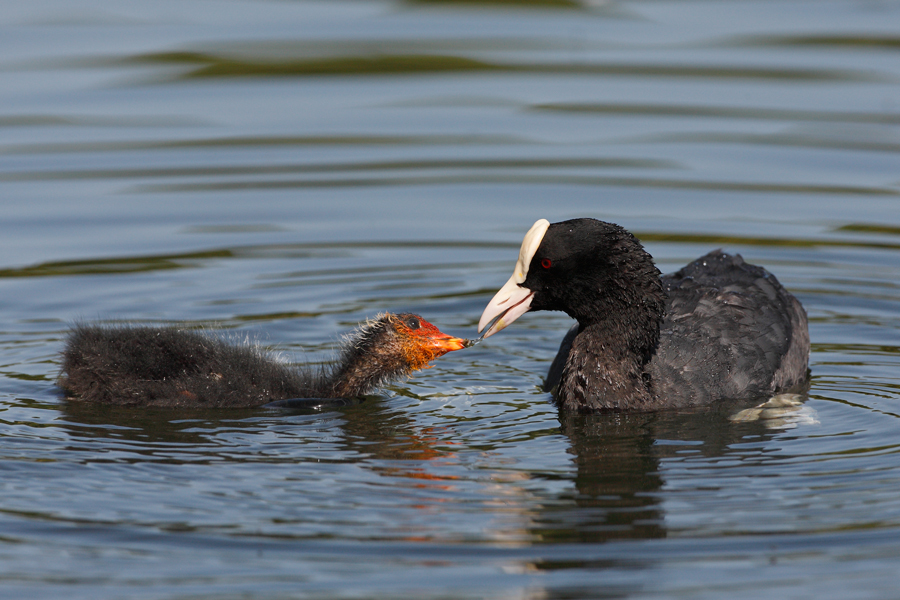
[478,218,809,412]
[60,313,467,408]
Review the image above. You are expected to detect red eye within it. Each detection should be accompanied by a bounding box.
[541,258,552,269]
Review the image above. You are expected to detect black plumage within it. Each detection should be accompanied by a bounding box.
[480,218,809,412]
[58,313,466,408]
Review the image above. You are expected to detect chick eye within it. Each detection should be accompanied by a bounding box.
[405,317,420,330]
[541,258,552,269]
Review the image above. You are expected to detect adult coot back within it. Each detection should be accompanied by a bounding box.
[478,218,809,412]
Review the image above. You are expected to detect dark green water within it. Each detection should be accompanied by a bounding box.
[2,1,899,598]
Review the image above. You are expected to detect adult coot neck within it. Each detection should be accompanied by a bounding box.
[554,227,668,411]
[564,228,665,363]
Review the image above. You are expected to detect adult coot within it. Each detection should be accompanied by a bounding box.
[59,313,467,408]
[478,218,809,412]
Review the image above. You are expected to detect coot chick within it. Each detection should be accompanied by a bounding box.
[478,218,809,412]
[59,313,467,408]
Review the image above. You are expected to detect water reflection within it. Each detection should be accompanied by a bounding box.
[0,134,526,155]
[533,102,900,124]
[59,402,262,450]
[126,48,869,82]
[552,411,666,543]
[528,403,796,545]
[55,388,812,548]
[58,395,454,465]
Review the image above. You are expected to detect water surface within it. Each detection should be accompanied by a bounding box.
[1,1,899,598]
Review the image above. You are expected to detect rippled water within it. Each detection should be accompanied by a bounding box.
[2,0,899,598]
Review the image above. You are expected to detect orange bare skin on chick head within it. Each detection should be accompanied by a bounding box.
[392,314,467,372]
